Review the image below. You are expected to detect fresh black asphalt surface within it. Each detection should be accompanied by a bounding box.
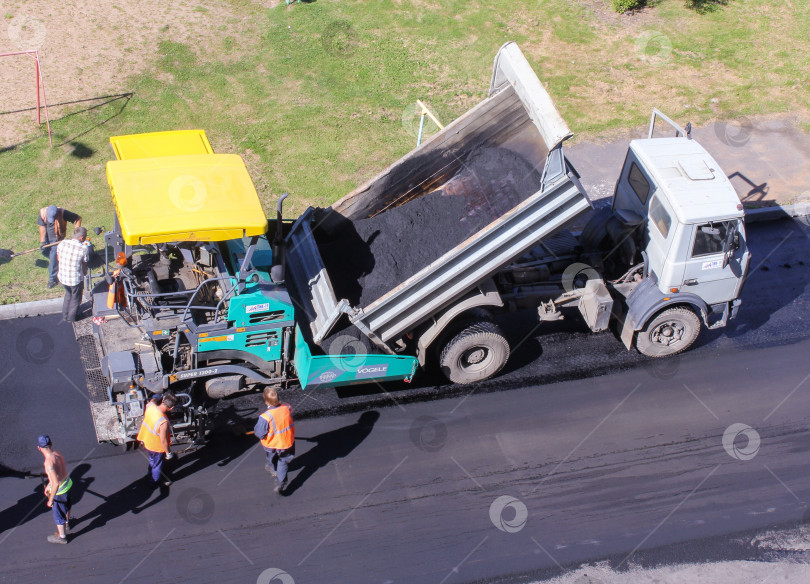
[1,218,809,583]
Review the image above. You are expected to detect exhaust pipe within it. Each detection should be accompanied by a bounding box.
[271,193,288,284]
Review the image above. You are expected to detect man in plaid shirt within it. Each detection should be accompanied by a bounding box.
[56,227,89,322]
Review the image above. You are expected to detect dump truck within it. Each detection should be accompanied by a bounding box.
[76,42,749,445]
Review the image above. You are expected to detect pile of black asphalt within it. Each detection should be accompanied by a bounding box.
[316,146,542,353]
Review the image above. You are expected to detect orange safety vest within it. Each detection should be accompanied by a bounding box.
[137,403,170,453]
[39,207,66,241]
[259,404,294,450]
[106,269,127,309]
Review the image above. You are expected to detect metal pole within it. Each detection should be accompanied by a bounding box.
[417,113,426,147]
[34,52,53,147]
[0,50,51,146]
[35,56,40,125]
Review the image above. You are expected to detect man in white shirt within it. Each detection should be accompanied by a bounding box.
[56,227,89,322]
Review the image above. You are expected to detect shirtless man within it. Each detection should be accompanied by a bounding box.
[37,435,72,544]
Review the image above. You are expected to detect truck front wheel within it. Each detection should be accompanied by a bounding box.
[635,306,700,358]
[439,321,510,384]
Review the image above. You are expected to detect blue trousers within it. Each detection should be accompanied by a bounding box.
[52,490,71,525]
[146,449,164,483]
[265,445,294,485]
[42,246,58,283]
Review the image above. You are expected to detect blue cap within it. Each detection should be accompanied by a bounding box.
[37,435,51,448]
[45,205,58,222]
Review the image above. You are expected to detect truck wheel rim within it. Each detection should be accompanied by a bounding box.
[462,347,489,369]
[651,320,684,346]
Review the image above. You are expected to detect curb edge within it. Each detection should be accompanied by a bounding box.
[0,297,63,321]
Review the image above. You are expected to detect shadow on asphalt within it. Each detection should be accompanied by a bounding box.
[713,219,810,342]
[284,410,380,496]
[70,463,168,538]
[0,463,93,537]
[68,402,266,539]
[169,401,262,482]
[0,479,46,537]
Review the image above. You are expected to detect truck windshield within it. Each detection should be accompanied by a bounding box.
[691,221,731,257]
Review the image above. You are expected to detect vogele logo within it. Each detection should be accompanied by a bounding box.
[356,364,388,379]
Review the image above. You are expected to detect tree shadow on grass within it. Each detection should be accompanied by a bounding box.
[686,0,732,13]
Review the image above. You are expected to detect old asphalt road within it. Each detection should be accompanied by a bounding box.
[1,217,809,583]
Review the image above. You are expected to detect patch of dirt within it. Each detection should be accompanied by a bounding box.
[0,0,260,148]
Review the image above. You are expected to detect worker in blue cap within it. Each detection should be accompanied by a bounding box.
[37,435,72,544]
[37,205,81,289]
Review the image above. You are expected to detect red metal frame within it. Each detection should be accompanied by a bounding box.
[0,49,52,147]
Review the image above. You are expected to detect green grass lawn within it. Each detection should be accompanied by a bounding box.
[1,0,808,303]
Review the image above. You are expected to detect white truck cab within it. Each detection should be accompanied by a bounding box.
[606,110,751,356]
[622,136,749,306]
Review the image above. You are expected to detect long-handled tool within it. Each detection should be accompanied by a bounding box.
[0,241,59,259]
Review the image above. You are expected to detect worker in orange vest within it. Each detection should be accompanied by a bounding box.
[254,387,295,495]
[136,393,177,488]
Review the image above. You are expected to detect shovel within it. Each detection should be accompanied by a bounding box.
[0,241,59,259]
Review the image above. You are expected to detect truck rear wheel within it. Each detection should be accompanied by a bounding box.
[439,321,510,384]
[636,306,700,358]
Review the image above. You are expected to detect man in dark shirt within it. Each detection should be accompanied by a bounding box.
[37,205,81,288]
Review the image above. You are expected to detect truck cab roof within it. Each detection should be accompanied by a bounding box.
[630,137,743,224]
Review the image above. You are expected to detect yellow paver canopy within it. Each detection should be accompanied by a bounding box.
[110,130,214,160]
[106,154,267,245]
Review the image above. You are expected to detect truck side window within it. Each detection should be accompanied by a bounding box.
[692,222,729,257]
[648,196,671,239]
[628,163,650,204]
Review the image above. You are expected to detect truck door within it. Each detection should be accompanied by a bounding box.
[645,193,679,286]
[680,219,746,305]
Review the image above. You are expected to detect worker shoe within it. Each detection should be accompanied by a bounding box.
[47,280,58,289]
[274,480,287,495]
[47,534,68,544]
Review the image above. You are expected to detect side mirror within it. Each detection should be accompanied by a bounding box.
[721,224,739,269]
[270,264,284,284]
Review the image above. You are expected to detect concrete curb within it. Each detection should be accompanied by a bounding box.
[0,297,62,320]
[0,203,807,321]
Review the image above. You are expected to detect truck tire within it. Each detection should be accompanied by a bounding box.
[439,321,510,384]
[635,306,700,358]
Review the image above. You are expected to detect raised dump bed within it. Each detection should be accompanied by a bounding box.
[285,42,591,355]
